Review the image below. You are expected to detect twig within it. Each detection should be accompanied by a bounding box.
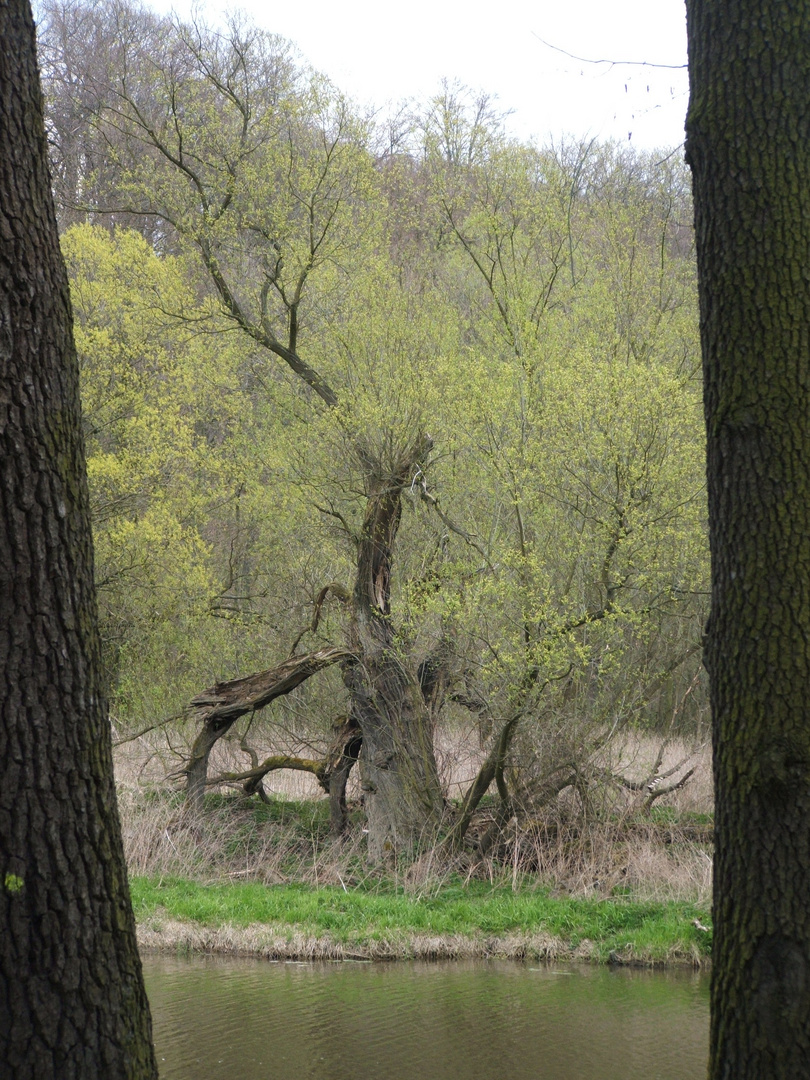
[644,767,696,810]
[533,34,687,70]
[113,712,184,746]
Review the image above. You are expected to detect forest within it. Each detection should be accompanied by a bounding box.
[37,0,709,869]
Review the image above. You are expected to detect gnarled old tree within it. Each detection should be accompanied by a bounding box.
[39,1,448,858]
[39,0,708,865]
[179,441,446,860]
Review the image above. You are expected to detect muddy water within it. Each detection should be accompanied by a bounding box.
[143,954,708,1080]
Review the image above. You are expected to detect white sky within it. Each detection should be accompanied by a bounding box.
[167,0,689,151]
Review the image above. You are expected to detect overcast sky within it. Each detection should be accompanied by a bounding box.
[165,0,689,151]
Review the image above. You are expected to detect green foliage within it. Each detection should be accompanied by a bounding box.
[64,222,339,717]
[65,226,215,689]
[52,3,708,810]
[398,140,707,749]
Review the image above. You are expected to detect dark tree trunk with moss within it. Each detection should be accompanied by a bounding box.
[685,3,810,1075]
[0,2,157,1076]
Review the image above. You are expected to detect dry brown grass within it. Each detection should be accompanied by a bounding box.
[114,729,713,904]
[135,918,577,962]
[135,918,705,967]
[497,734,713,905]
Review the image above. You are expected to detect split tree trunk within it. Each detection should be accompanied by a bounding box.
[0,3,156,1074]
[345,440,445,861]
[324,715,362,837]
[179,441,447,860]
[686,3,810,1074]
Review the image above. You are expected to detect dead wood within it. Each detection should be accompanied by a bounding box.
[184,646,353,813]
[189,646,354,722]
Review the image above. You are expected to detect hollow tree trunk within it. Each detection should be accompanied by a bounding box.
[324,716,362,837]
[345,440,445,861]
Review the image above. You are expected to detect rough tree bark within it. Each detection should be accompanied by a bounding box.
[344,439,445,861]
[685,2,810,1075]
[0,2,157,1075]
[325,716,363,837]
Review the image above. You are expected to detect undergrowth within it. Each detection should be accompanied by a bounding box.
[117,736,714,965]
[119,780,712,907]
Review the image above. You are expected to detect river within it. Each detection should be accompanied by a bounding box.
[143,953,709,1079]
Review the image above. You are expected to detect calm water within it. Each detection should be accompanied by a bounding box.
[143,954,709,1080]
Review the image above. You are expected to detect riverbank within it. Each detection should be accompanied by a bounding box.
[131,876,712,967]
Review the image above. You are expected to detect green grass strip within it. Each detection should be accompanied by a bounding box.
[130,876,712,963]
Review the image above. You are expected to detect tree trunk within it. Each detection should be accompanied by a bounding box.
[324,717,363,837]
[685,3,810,1075]
[345,440,445,861]
[447,713,521,850]
[0,3,157,1075]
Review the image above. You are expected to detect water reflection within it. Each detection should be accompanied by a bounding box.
[143,954,708,1080]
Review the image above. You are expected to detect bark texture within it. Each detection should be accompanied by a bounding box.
[345,441,445,861]
[685,3,810,1075]
[0,2,157,1075]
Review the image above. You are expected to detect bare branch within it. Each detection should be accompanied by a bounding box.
[533,35,687,70]
[288,582,352,654]
[209,754,327,787]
